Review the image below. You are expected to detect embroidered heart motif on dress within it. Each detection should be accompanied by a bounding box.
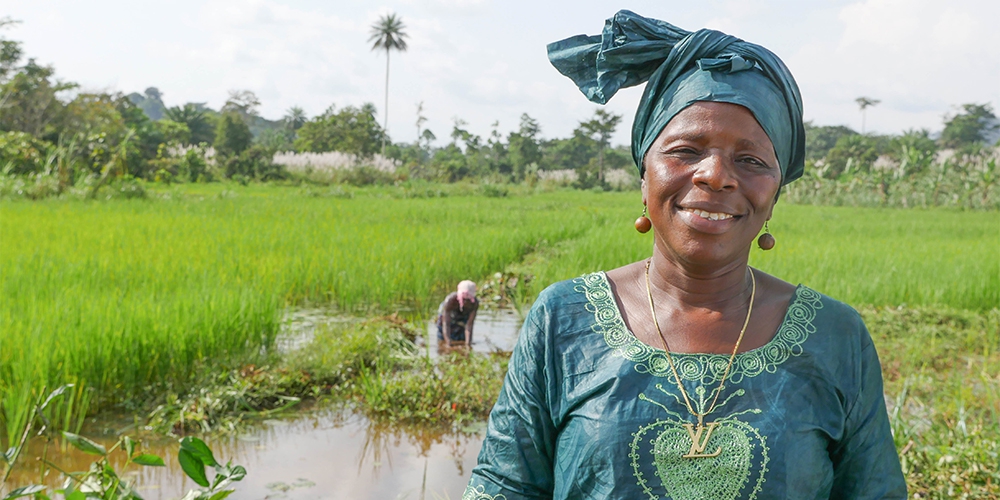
[630,418,768,500]
[653,422,751,500]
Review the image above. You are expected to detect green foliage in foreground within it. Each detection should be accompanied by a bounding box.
[1,385,243,499]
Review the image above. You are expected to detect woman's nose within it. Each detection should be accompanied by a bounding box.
[692,152,738,191]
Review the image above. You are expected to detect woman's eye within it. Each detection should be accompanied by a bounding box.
[739,156,768,168]
[668,147,698,156]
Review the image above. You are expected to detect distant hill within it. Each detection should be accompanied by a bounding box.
[127,87,280,139]
[249,115,283,138]
[126,87,167,121]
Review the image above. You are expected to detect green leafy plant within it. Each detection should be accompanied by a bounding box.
[175,437,246,500]
[1,387,245,500]
[2,433,242,500]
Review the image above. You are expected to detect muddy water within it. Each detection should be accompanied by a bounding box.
[4,308,522,500]
[422,307,523,356]
[8,408,485,499]
[279,305,522,356]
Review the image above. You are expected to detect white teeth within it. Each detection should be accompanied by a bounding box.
[691,209,734,221]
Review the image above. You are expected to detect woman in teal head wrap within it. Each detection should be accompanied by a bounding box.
[465,11,905,500]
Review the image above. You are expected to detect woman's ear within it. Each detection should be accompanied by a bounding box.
[640,176,647,206]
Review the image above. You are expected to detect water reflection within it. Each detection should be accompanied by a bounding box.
[279,306,523,358]
[276,307,353,353]
[231,409,485,500]
[5,407,485,500]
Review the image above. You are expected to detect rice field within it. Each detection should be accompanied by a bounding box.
[519,202,1000,311]
[1,183,997,446]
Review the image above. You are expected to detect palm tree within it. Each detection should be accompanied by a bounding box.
[855,97,880,134]
[369,13,409,156]
[283,106,307,131]
[165,104,213,145]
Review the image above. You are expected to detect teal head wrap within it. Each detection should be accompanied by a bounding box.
[547,10,805,185]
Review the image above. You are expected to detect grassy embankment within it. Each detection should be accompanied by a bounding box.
[1,183,997,496]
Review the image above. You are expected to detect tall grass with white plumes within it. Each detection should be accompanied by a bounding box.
[784,145,1000,209]
[273,152,398,175]
[167,144,216,166]
[535,169,638,190]
[536,169,577,185]
[604,168,639,190]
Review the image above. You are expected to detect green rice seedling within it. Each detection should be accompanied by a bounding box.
[284,316,420,389]
[753,205,999,311]
[289,317,508,426]
[350,351,509,426]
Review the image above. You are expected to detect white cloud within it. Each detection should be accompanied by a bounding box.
[799,0,1000,133]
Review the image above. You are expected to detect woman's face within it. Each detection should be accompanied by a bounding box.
[642,101,781,268]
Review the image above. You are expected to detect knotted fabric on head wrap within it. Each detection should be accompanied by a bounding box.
[547,10,805,185]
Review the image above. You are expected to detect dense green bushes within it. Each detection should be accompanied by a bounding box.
[0,131,50,174]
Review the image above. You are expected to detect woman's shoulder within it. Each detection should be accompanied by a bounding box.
[514,273,616,374]
[785,284,875,362]
[532,271,609,310]
[794,286,867,331]
[440,291,458,306]
[747,268,871,355]
[519,271,613,335]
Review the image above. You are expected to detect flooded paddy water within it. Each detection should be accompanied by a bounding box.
[5,308,523,499]
[280,305,522,357]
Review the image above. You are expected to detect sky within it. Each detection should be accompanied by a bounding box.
[3,0,999,146]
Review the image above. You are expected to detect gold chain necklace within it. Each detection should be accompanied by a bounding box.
[643,259,756,458]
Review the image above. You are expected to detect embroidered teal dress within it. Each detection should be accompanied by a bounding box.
[465,273,906,499]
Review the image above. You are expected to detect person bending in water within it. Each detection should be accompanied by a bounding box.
[437,280,479,347]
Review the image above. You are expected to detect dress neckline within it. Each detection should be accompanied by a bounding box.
[572,272,824,383]
[597,270,801,358]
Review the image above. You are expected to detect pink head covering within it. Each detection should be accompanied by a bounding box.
[457,280,477,311]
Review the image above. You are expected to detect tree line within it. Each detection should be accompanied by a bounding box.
[1,16,998,205]
[0,17,633,191]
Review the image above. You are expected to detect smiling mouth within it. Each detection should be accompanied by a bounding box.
[682,208,738,221]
